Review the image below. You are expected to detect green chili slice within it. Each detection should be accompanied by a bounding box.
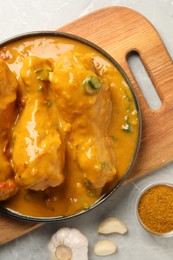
[83,76,102,95]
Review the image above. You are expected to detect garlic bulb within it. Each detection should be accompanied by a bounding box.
[48,227,88,260]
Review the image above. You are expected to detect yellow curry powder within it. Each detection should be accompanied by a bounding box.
[138,184,173,234]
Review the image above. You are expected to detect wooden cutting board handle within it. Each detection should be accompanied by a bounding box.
[1,6,173,245]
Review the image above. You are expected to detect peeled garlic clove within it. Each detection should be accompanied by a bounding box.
[97,217,127,234]
[94,240,117,256]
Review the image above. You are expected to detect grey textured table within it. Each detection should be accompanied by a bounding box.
[0,0,173,259]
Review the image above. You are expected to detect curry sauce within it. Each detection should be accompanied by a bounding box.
[0,36,139,217]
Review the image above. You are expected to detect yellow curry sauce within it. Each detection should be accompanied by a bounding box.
[0,36,139,217]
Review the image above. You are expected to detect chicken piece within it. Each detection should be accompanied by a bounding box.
[0,59,19,201]
[51,52,116,189]
[12,56,65,191]
[0,179,19,201]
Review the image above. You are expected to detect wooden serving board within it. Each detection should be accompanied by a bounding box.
[1,6,173,245]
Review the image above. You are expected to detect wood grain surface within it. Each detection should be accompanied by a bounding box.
[1,6,173,245]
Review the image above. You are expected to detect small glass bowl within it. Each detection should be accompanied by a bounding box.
[136,182,173,237]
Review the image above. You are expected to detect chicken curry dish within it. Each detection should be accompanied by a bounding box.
[0,35,140,218]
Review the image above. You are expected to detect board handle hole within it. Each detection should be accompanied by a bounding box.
[127,51,162,110]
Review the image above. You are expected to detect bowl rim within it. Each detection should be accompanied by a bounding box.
[0,31,142,222]
[136,181,173,237]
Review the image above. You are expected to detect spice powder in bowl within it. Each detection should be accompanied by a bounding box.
[136,183,173,236]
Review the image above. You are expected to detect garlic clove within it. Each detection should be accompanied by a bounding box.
[97,217,127,234]
[94,240,117,256]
